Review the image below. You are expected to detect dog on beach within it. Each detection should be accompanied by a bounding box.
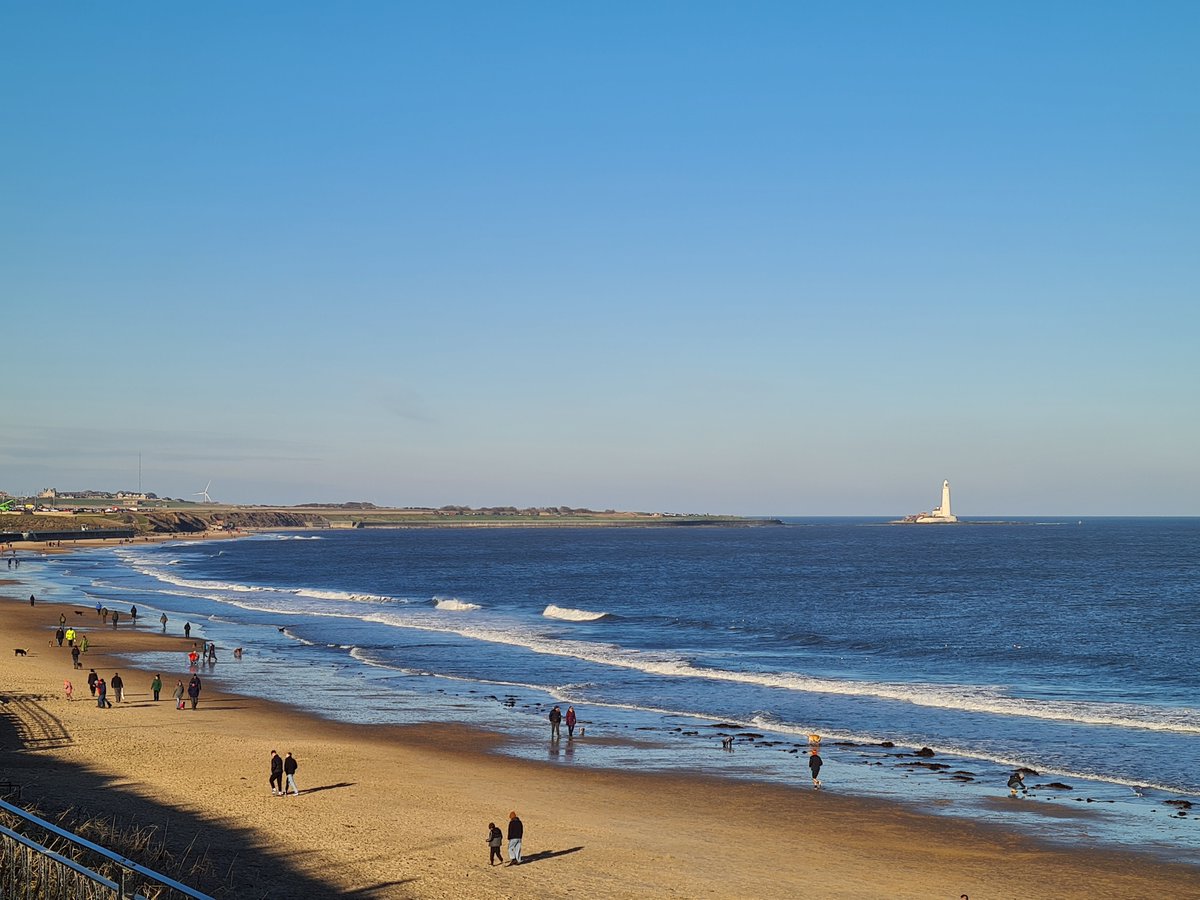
[13,648,28,657]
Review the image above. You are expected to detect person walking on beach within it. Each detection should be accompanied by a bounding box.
[30,594,36,606]
[270,750,284,796]
[566,705,577,739]
[151,674,162,701]
[808,748,823,788]
[506,811,523,865]
[102,607,109,624]
[549,704,563,741]
[112,610,120,628]
[283,752,299,796]
[173,680,185,709]
[80,634,89,654]
[87,669,98,697]
[96,677,111,709]
[65,627,76,647]
[130,605,137,624]
[160,613,168,633]
[184,622,191,639]
[59,612,66,627]
[64,679,73,701]
[55,626,65,647]
[487,822,504,865]
[111,672,124,703]
[95,601,102,617]
[187,674,202,710]
[71,645,81,668]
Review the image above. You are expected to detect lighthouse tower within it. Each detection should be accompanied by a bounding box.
[928,480,957,522]
[907,480,959,523]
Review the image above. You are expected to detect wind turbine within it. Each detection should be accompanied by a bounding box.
[193,480,213,504]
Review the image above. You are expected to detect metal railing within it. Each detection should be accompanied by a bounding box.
[0,798,213,900]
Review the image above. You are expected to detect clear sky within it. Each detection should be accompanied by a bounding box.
[2,3,1197,515]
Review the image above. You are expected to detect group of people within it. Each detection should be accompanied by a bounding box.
[486,812,524,866]
[186,642,220,667]
[547,704,577,741]
[268,750,301,797]
[84,669,125,707]
[73,668,203,711]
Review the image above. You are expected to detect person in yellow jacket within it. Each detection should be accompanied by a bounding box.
[65,627,77,647]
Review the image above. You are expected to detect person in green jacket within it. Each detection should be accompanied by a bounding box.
[151,674,163,701]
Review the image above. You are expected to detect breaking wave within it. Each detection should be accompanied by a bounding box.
[543,604,609,622]
[434,597,481,612]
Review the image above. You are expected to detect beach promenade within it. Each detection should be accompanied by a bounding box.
[1,587,1197,898]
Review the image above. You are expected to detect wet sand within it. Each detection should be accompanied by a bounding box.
[2,592,1198,898]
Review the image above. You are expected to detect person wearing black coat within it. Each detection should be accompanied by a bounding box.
[506,811,523,865]
[270,750,284,796]
[283,751,299,796]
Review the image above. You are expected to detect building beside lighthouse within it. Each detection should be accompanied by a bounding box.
[900,480,959,523]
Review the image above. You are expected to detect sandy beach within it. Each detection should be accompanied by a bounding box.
[2,587,1198,899]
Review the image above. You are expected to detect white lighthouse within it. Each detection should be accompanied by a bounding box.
[907,480,959,523]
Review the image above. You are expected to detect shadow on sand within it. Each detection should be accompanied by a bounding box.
[300,781,357,795]
[519,846,584,865]
[0,691,363,898]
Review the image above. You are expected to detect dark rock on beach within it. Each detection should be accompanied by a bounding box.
[879,741,895,748]
[1165,799,1193,809]
[1032,782,1073,791]
[736,733,763,740]
[914,747,936,757]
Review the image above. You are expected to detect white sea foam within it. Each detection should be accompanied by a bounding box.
[119,553,404,605]
[434,597,481,611]
[348,612,1200,737]
[543,604,608,622]
[296,587,404,604]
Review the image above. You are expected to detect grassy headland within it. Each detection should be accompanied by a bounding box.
[1,504,782,536]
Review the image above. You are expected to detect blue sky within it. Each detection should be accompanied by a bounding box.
[3,3,1197,515]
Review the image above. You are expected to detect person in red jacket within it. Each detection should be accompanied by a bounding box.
[566,706,577,740]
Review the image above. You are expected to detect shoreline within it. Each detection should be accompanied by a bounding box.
[3,586,1199,897]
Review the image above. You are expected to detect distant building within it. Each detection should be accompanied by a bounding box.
[900,480,959,524]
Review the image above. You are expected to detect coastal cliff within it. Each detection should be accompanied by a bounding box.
[1,507,779,536]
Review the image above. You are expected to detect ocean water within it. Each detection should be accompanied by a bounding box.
[19,519,1200,861]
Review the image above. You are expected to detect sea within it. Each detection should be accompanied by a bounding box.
[17,518,1200,863]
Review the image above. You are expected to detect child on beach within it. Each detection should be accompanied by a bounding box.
[1008,771,1026,797]
[487,822,504,865]
[808,749,823,788]
[64,680,73,701]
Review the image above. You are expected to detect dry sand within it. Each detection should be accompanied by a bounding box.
[1,588,1197,899]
